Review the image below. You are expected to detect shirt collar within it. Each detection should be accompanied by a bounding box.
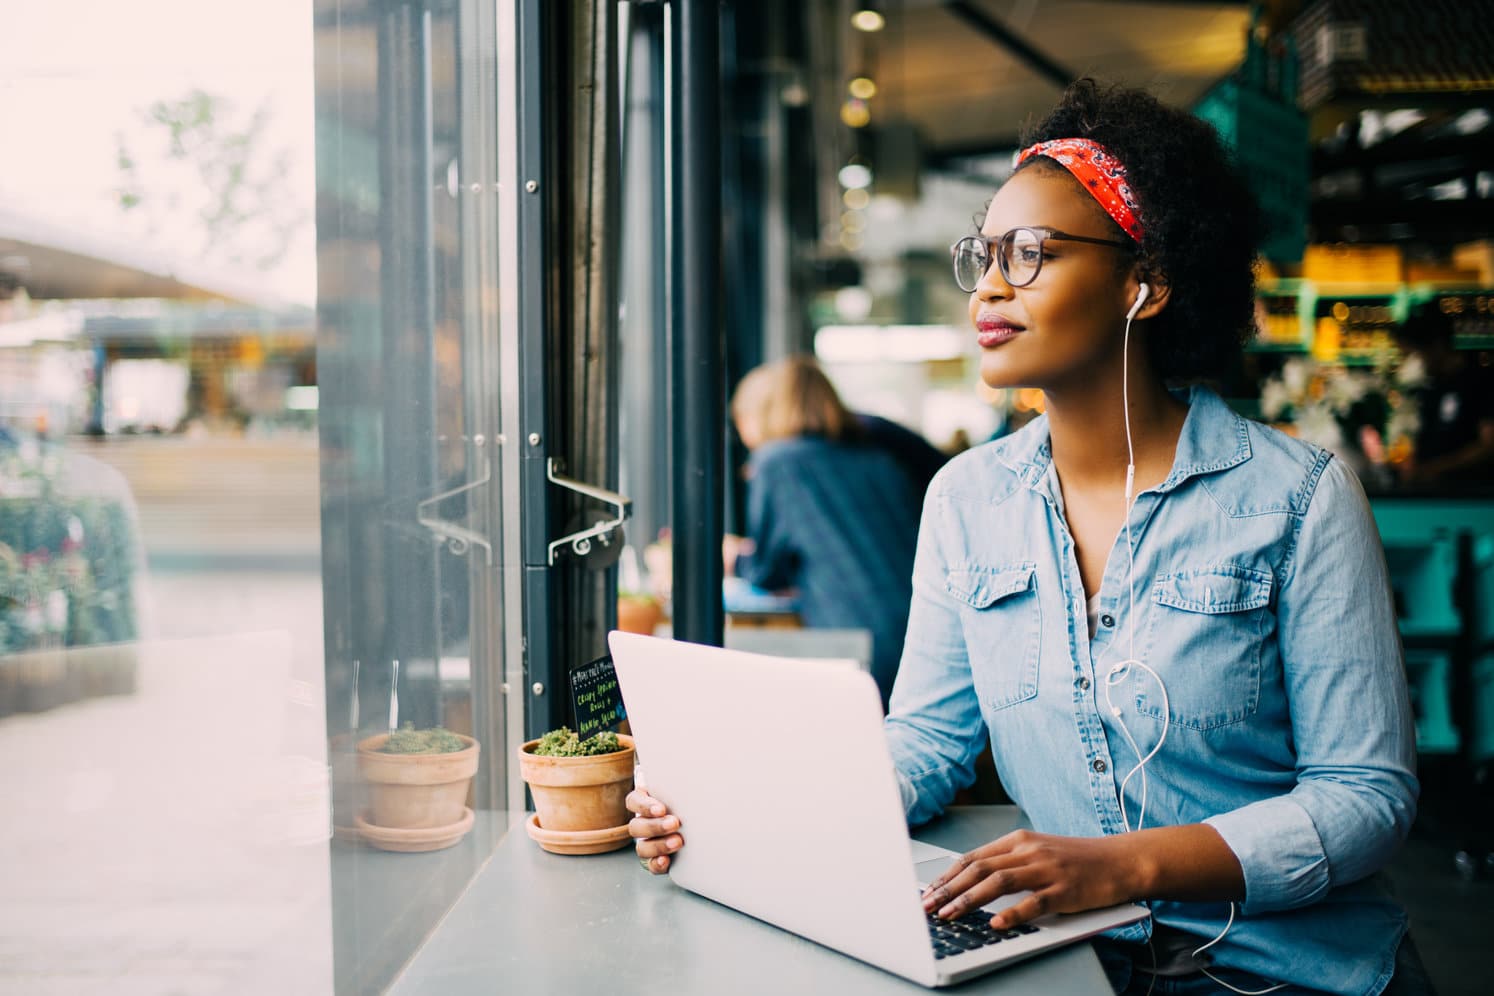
[998,386,1252,495]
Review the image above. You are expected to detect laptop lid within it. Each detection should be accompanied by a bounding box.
[609,631,939,985]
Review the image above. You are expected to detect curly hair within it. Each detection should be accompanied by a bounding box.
[1017,79,1260,383]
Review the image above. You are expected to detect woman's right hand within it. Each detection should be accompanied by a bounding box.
[626,787,683,874]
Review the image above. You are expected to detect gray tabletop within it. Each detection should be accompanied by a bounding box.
[391,806,1112,995]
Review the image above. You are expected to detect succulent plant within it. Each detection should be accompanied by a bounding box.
[379,724,468,754]
[531,726,622,757]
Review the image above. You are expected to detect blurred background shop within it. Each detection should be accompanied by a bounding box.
[1,1,1491,993]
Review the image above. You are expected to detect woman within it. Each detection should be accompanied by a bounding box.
[631,80,1422,996]
[727,355,925,707]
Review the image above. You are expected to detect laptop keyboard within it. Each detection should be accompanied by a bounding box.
[925,908,1040,960]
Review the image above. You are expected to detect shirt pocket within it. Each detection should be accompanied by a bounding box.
[946,562,1041,711]
[1136,565,1273,731]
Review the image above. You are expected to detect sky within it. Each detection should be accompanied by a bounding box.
[0,0,317,304]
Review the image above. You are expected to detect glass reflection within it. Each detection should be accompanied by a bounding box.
[2,0,509,991]
[316,0,508,991]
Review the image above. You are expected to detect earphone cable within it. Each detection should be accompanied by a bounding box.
[1117,298,1283,994]
[1108,307,1170,834]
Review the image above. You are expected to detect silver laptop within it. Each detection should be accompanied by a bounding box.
[608,631,1149,988]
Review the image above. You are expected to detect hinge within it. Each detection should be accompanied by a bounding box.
[545,458,632,565]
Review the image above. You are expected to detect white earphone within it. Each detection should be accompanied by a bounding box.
[1126,281,1150,320]
[1111,274,1287,995]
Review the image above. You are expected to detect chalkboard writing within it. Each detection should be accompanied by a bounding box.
[569,653,626,739]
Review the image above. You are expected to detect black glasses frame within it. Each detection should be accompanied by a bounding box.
[950,227,1133,292]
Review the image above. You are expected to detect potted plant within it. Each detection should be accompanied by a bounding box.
[356,724,480,852]
[616,588,663,635]
[616,542,665,635]
[518,727,636,854]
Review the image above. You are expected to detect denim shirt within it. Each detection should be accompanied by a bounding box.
[885,387,1418,996]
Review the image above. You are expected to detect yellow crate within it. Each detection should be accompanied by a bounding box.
[1452,240,1494,286]
[1302,243,1404,285]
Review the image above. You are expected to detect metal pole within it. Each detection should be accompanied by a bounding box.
[669,0,724,646]
[513,0,558,739]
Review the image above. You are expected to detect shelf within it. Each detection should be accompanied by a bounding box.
[1251,281,1494,359]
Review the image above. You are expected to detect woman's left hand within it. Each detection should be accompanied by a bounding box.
[920,829,1140,928]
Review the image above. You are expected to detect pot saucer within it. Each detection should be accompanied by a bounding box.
[356,807,475,852]
[525,812,632,855]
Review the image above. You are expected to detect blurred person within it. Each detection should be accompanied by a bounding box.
[1395,301,1494,486]
[633,80,1425,995]
[856,410,949,500]
[726,355,925,707]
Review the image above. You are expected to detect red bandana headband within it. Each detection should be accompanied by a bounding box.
[1016,138,1145,243]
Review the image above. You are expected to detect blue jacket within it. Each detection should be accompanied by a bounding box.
[735,434,923,705]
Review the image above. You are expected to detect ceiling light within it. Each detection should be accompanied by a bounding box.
[838,162,873,190]
[848,76,877,100]
[851,5,884,32]
[840,98,871,128]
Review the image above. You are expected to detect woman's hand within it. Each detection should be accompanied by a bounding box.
[721,534,755,577]
[626,787,684,874]
[920,829,1142,928]
[920,824,1242,928]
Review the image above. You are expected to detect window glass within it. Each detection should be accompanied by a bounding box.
[316,0,512,989]
[0,2,511,991]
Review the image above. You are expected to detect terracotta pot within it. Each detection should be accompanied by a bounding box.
[329,733,367,839]
[357,732,480,830]
[518,734,636,833]
[616,596,663,635]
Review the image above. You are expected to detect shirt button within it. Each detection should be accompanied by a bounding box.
[1077,676,1091,691]
[1092,758,1108,774]
[1100,613,1116,628]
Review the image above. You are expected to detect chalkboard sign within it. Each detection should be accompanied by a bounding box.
[569,653,626,739]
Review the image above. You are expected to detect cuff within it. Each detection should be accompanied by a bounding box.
[1204,796,1330,913]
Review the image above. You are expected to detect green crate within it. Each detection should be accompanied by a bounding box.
[1407,649,1461,756]
[1194,79,1309,264]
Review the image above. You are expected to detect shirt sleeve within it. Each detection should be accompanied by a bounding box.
[733,457,797,591]
[1204,455,1419,914]
[883,479,989,827]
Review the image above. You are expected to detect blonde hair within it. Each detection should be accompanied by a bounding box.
[730,356,859,446]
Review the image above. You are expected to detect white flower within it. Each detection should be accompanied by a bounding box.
[1323,369,1371,414]
[1281,358,1312,399]
[1396,352,1428,388]
[1261,380,1292,421]
[1295,405,1346,451]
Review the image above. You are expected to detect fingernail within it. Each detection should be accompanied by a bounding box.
[649,804,664,816]
[665,835,680,850]
[663,816,679,830]
[937,905,952,918]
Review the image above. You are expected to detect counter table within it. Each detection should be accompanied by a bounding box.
[391,806,1112,995]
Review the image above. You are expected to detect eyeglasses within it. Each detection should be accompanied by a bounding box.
[950,227,1132,293]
